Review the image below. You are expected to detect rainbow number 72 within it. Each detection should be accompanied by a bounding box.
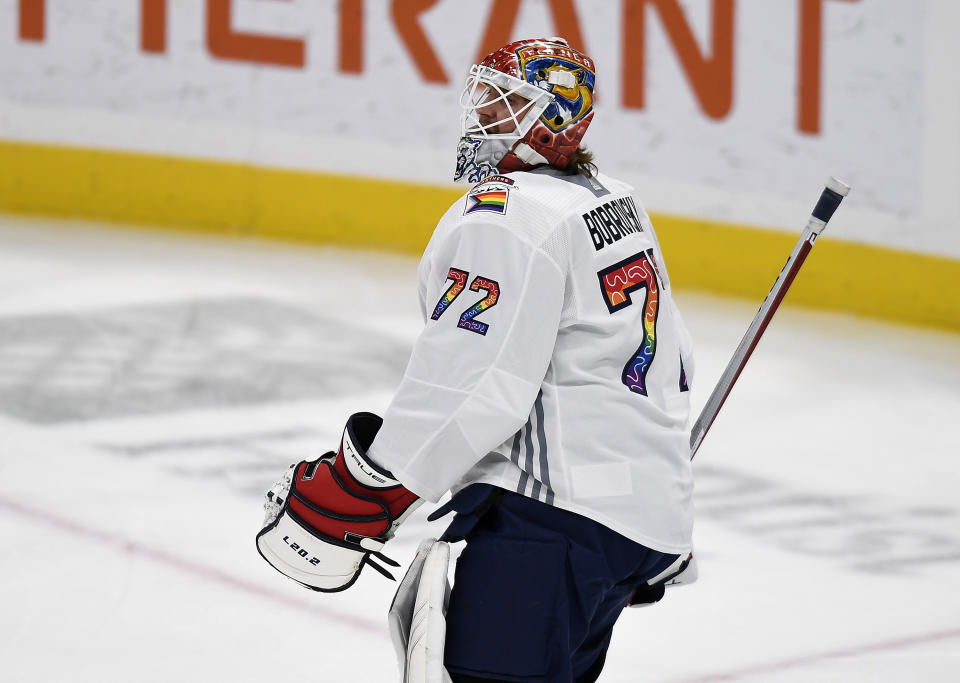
[431,267,500,336]
[597,250,660,396]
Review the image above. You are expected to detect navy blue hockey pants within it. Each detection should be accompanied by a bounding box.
[431,484,680,683]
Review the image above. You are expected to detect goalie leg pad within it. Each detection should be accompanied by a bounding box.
[388,539,452,683]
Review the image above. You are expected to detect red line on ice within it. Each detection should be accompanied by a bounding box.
[0,496,387,637]
[674,627,960,681]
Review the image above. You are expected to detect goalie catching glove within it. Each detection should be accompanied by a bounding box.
[256,412,421,592]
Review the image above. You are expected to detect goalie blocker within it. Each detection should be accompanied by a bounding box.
[256,412,421,592]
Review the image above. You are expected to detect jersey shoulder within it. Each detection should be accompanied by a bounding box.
[430,169,642,262]
[446,168,634,222]
[437,172,563,248]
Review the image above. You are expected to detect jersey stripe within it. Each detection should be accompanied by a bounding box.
[523,410,537,498]
[510,390,556,504]
[533,391,555,505]
[511,427,528,496]
[530,395,542,501]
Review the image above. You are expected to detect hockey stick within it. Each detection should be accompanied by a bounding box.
[689,177,851,460]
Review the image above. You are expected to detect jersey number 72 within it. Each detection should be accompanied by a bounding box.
[430,267,501,335]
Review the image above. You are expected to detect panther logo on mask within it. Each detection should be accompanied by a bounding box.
[517,47,596,133]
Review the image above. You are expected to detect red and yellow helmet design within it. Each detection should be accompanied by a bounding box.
[454,37,597,183]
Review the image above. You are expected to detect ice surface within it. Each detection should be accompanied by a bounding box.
[1,216,958,682]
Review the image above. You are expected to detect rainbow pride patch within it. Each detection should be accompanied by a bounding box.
[465,187,510,215]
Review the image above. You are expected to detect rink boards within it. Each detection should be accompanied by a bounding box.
[3,139,960,333]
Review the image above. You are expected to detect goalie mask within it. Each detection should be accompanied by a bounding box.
[454,37,596,183]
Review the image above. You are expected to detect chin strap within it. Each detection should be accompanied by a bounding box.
[513,143,550,166]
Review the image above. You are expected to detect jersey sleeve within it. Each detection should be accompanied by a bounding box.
[367,219,565,501]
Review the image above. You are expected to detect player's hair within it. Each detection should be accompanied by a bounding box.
[568,146,597,177]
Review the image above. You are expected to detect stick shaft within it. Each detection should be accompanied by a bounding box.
[688,178,849,459]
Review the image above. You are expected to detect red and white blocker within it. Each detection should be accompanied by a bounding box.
[256,412,421,592]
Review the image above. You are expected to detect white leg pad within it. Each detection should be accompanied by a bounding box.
[388,539,452,683]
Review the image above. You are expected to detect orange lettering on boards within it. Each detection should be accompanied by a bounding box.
[206,0,306,68]
[622,0,735,120]
[13,0,861,134]
[340,0,364,74]
[474,0,587,63]
[391,0,448,83]
[141,0,167,53]
[19,0,44,41]
[798,0,860,134]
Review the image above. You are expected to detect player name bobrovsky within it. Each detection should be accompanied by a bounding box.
[582,196,645,251]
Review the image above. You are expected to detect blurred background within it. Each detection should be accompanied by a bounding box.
[1,1,959,681]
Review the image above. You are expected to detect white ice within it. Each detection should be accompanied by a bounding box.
[0,216,958,682]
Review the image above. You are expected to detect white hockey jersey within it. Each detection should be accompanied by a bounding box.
[368,167,695,554]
